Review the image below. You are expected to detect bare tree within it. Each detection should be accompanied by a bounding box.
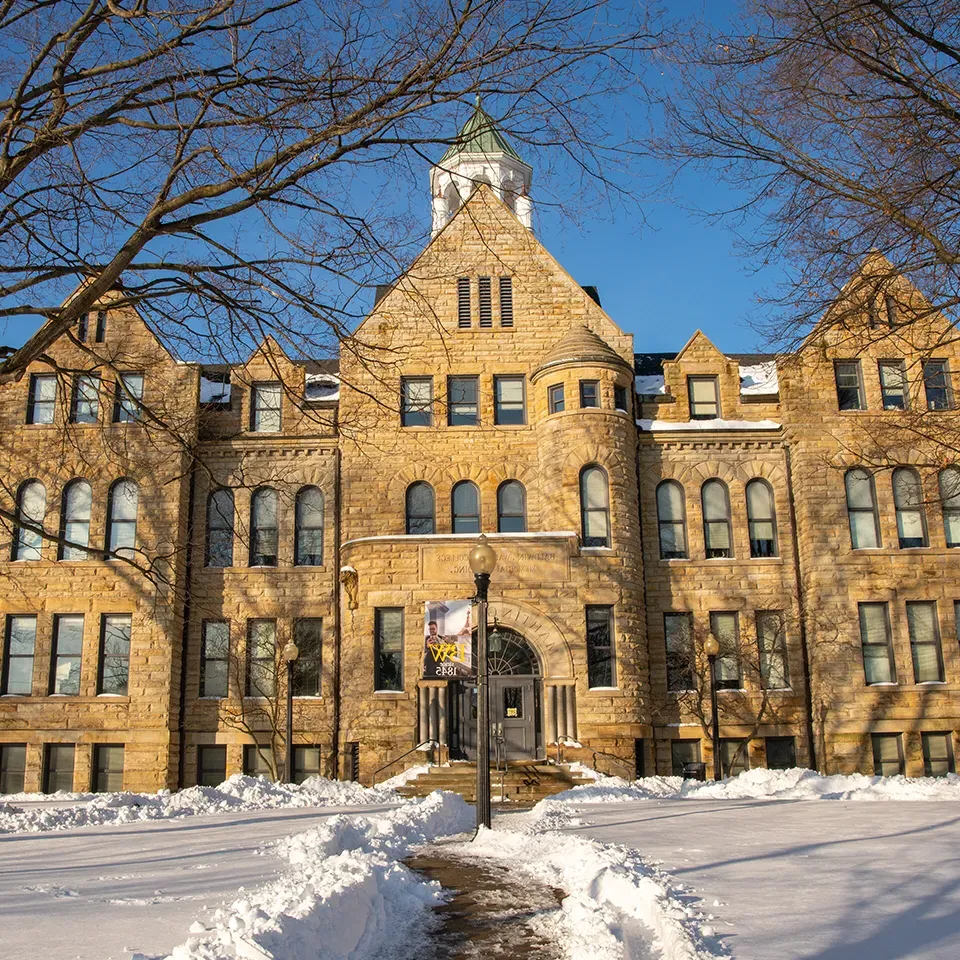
[1,0,659,377]
[660,0,960,351]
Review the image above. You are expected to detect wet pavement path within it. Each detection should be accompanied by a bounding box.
[406,846,567,958]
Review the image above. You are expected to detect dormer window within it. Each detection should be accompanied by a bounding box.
[688,377,719,420]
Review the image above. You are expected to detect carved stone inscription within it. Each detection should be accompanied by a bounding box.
[420,541,570,584]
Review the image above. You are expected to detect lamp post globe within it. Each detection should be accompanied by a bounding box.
[282,642,300,662]
[703,634,720,658]
[468,534,497,577]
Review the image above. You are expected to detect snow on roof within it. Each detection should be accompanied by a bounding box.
[739,361,779,396]
[305,373,340,402]
[634,374,666,396]
[199,373,231,405]
[637,418,781,432]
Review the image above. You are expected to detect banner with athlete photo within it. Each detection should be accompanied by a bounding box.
[423,601,474,679]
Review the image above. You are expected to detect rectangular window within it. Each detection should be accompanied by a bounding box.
[246,620,276,697]
[579,380,600,409]
[447,376,479,426]
[499,277,514,327]
[2,616,36,696]
[859,603,896,685]
[97,614,131,696]
[251,382,282,432]
[907,601,944,683]
[765,737,796,770]
[457,278,471,327]
[43,744,75,793]
[0,744,26,794]
[200,621,230,698]
[292,618,323,697]
[710,611,742,690]
[720,739,750,778]
[95,309,107,343]
[834,361,865,411]
[478,276,493,327]
[664,613,694,692]
[757,610,790,689]
[614,384,628,412]
[884,294,899,328]
[586,605,615,688]
[923,360,952,410]
[872,733,904,777]
[548,384,565,414]
[293,745,322,784]
[197,745,226,787]
[401,377,433,427]
[688,377,720,419]
[113,373,144,423]
[374,608,404,692]
[78,313,89,342]
[671,740,701,777]
[922,732,955,777]
[70,375,99,424]
[879,361,907,410]
[92,745,124,792]
[243,744,274,778]
[50,615,84,695]
[494,376,525,425]
[27,374,56,424]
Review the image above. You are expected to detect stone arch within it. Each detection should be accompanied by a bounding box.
[484,598,574,679]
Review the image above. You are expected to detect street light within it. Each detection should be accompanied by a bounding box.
[282,640,299,783]
[468,534,497,831]
[703,633,721,781]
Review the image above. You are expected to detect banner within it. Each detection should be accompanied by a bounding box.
[423,600,473,679]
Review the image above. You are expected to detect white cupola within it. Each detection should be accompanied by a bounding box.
[430,98,533,236]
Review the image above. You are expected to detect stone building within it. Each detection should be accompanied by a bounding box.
[1,106,958,794]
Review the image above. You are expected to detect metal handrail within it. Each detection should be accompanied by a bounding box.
[371,740,436,785]
[591,749,635,778]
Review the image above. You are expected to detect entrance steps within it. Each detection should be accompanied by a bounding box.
[394,761,593,805]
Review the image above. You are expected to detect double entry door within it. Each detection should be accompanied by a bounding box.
[453,676,538,761]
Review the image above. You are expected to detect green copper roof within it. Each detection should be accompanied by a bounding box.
[439,100,522,164]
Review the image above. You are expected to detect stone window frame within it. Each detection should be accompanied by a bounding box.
[938,467,960,548]
[701,478,733,559]
[70,373,100,424]
[374,607,404,693]
[0,743,27,794]
[547,383,565,414]
[49,613,84,695]
[196,744,227,787]
[709,610,743,690]
[922,358,953,411]
[745,478,778,558]
[250,381,282,432]
[12,479,45,562]
[877,359,908,411]
[26,373,57,425]
[765,736,796,770]
[585,605,616,689]
[871,732,904,777]
[663,612,694,692]
[294,486,324,566]
[97,613,131,696]
[43,743,75,794]
[921,732,955,777]
[906,600,945,684]
[200,620,230,698]
[113,372,145,424]
[246,619,278,698]
[845,467,882,549]
[249,486,279,566]
[405,481,436,535]
[579,463,611,548]
[400,376,434,427]
[858,601,897,685]
[756,609,790,690]
[292,617,323,697]
[451,480,481,534]
[105,478,139,560]
[292,744,323,783]
[670,739,700,776]
[892,467,928,548]
[687,375,720,420]
[92,744,124,793]
[205,488,235,567]
[656,480,687,560]
[720,738,750,778]
[614,383,629,413]
[496,480,526,533]
[447,375,480,426]
[1,614,36,696]
[493,375,526,426]
[834,360,866,411]
[578,379,600,409]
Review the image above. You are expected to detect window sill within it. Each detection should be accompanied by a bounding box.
[373,690,406,697]
[581,547,614,555]
[587,686,620,693]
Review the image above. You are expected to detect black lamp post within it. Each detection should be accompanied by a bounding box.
[282,640,299,783]
[468,534,497,831]
[704,633,721,781]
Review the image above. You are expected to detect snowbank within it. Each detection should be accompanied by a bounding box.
[0,774,406,834]
[162,791,473,960]
[550,767,960,803]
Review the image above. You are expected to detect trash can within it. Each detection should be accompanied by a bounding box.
[682,761,707,782]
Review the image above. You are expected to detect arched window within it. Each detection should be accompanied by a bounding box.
[497,481,526,533]
[580,465,611,547]
[206,489,234,567]
[405,482,435,535]
[939,467,960,548]
[13,480,45,561]
[452,481,480,534]
[295,486,324,566]
[746,479,778,558]
[845,468,880,548]
[59,479,92,560]
[701,480,732,559]
[893,467,927,548]
[250,487,279,566]
[656,481,686,559]
[105,479,139,559]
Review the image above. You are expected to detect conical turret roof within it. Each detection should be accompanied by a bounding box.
[535,324,631,377]
[439,99,522,164]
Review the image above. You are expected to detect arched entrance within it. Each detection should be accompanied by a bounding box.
[451,627,542,761]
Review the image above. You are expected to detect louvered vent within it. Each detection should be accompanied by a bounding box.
[499,277,514,327]
[478,276,492,327]
[457,278,471,327]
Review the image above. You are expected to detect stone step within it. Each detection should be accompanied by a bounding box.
[393,762,592,803]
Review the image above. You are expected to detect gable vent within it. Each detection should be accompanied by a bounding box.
[457,277,471,327]
[478,277,493,327]
[499,277,514,327]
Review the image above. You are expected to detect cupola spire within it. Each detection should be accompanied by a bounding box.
[430,100,533,236]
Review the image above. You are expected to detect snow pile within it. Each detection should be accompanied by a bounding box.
[552,767,960,803]
[445,810,715,959]
[637,417,781,432]
[163,791,473,960]
[634,374,666,396]
[0,774,406,834]
[738,361,779,396]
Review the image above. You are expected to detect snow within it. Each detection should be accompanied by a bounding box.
[548,767,960,803]
[0,774,406,834]
[636,418,781,432]
[635,374,666,395]
[738,361,779,396]
[305,373,339,402]
[342,530,578,547]
[199,375,231,405]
